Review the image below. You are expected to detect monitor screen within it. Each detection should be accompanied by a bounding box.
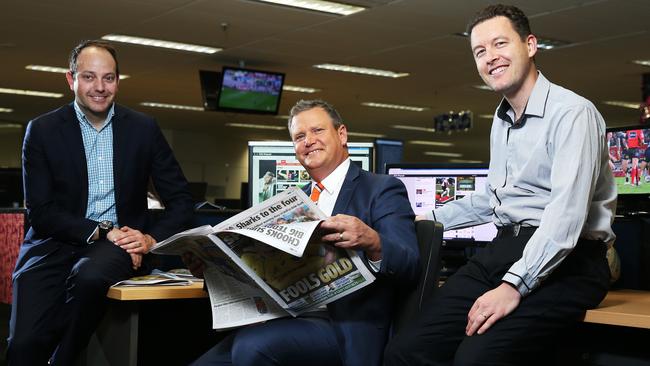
[606,125,650,195]
[386,163,497,243]
[248,141,374,207]
[217,67,285,115]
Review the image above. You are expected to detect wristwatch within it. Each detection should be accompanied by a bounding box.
[98,220,114,240]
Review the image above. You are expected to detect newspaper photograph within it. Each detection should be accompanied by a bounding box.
[152,187,375,328]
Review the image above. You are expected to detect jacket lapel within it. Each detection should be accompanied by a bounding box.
[111,105,126,203]
[59,103,89,203]
[332,163,360,215]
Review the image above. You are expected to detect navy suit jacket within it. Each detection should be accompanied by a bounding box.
[305,162,419,366]
[15,103,193,277]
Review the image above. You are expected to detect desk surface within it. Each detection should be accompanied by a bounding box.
[107,282,207,301]
[583,289,650,329]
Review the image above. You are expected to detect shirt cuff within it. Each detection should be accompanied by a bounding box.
[368,258,382,272]
[425,210,436,221]
[502,272,532,297]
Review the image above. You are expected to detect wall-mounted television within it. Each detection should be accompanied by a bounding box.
[248,141,374,208]
[216,67,285,115]
[606,125,650,214]
[386,163,497,243]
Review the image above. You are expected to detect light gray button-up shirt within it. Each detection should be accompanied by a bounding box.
[428,72,617,296]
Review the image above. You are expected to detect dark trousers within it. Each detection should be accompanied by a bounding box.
[384,228,610,366]
[191,316,343,366]
[7,239,136,365]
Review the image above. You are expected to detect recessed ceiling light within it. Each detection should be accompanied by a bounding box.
[424,151,463,158]
[102,35,221,54]
[0,108,13,113]
[26,65,130,79]
[409,140,454,147]
[140,102,203,111]
[602,100,641,109]
[314,64,409,78]
[0,87,63,98]
[226,123,286,130]
[252,0,365,16]
[283,85,321,93]
[392,125,436,132]
[347,131,385,138]
[473,84,492,91]
[633,60,650,67]
[449,159,483,163]
[361,102,427,112]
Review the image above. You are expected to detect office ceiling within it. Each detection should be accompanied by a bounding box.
[1,0,649,163]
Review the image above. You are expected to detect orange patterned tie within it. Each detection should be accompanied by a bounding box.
[310,182,325,203]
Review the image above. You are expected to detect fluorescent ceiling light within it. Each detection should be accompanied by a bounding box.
[347,131,385,138]
[0,87,63,98]
[473,84,492,91]
[26,65,130,79]
[424,151,463,158]
[392,125,436,132]
[602,100,640,109]
[274,115,291,120]
[0,108,13,113]
[253,0,365,16]
[450,159,483,163]
[140,102,203,111]
[226,123,285,130]
[478,114,494,119]
[283,85,321,93]
[633,60,650,67]
[362,102,427,112]
[0,123,21,128]
[314,64,409,78]
[409,140,454,147]
[102,34,221,54]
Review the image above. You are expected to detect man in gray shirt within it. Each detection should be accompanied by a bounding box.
[385,4,616,365]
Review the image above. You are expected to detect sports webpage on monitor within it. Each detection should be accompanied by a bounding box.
[248,141,374,207]
[386,163,497,243]
[217,67,285,114]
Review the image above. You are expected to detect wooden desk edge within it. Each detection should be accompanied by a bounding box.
[582,289,650,329]
[107,282,207,301]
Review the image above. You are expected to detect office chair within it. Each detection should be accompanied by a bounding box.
[392,220,444,334]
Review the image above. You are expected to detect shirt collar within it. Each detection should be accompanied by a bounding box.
[73,101,115,130]
[496,71,550,127]
[319,158,351,195]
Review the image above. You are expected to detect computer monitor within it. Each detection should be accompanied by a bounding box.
[248,141,374,207]
[386,163,497,243]
[606,125,650,214]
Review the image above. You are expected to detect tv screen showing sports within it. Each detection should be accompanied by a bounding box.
[217,67,285,115]
[606,125,650,195]
[248,141,374,207]
[386,163,497,243]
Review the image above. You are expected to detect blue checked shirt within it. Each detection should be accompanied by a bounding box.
[74,102,119,227]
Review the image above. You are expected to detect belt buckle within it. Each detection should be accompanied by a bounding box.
[512,224,521,237]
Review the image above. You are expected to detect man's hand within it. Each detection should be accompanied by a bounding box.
[465,282,521,336]
[319,214,382,261]
[113,226,156,254]
[105,229,142,269]
[182,252,205,279]
[129,253,142,270]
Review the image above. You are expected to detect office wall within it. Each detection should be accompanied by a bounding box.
[0,123,22,168]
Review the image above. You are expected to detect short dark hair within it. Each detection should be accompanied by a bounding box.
[466,4,531,41]
[69,40,119,76]
[287,99,343,132]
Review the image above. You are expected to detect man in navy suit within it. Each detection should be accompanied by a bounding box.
[7,40,193,365]
[191,99,419,366]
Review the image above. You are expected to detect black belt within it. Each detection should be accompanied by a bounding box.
[496,224,537,238]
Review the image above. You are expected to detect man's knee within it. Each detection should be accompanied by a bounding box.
[231,333,275,366]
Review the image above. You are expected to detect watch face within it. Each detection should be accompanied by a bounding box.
[99,220,113,230]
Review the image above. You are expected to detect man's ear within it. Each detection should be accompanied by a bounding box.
[526,34,538,58]
[338,124,348,145]
[65,71,75,91]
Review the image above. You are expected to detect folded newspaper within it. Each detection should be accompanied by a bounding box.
[112,269,196,287]
[152,187,375,330]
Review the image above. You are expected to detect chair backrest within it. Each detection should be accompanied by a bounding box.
[392,220,444,334]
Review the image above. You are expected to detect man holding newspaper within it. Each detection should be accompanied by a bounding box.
[190,99,419,366]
